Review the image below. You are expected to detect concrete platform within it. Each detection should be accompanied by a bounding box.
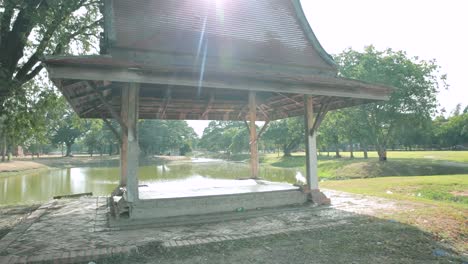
[0,190,417,264]
[139,177,300,199]
[115,178,308,225]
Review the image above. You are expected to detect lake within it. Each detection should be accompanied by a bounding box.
[0,159,303,205]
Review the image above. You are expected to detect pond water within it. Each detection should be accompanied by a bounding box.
[0,159,303,205]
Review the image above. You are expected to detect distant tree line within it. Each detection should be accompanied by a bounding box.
[199,47,466,161]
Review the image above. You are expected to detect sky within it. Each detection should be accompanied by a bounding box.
[188,0,468,137]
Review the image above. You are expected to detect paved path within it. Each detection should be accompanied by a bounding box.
[0,190,417,263]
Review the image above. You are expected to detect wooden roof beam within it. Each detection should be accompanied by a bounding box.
[46,65,391,101]
[86,81,127,134]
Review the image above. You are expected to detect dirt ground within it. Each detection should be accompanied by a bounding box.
[105,216,466,264]
[0,155,181,175]
[0,160,46,174]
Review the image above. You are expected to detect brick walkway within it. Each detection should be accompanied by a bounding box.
[0,190,411,263]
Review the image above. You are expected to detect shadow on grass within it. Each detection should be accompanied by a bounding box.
[98,208,466,264]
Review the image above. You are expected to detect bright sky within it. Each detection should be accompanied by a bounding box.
[188,0,468,137]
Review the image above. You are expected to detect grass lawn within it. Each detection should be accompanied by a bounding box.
[275,150,468,163]
[261,151,468,179]
[322,175,468,252]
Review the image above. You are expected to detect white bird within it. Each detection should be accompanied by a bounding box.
[295,171,307,185]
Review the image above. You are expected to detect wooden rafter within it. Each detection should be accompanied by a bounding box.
[158,88,171,119]
[276,93,302,106]
[201,92,215,119]
[86,81,128,134]
[256,105,270,121]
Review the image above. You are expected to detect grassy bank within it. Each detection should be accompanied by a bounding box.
[261,151,468,179]
[322,175,468,252]
[262,152,468,252]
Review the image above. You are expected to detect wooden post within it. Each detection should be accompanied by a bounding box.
[304,95,318,189]
[120,87,128,187]
[120,83,140,203]
[304,95,330,205]
[249,91,259,179]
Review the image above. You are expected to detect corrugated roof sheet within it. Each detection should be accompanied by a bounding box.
[107,0,335,71]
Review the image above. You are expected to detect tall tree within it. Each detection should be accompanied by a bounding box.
[139,120,197,156]
[263,117,304,157]
[335,46,445,160]
[0,0,101,159]
[0,0,101,101]
[49,100,88,156]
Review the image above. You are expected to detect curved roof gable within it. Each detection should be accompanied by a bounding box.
[104,0,337,74]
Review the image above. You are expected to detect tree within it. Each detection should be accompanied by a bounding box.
[49,100,88,156]
[138,120,197,156]
[263,117,304,157]
[0,0,101,102]
[83,120,106,156]
[0,0,101,160]
[0,80,61,160]
[318,111,345,158]
[335,46,445,161]
[432,112,468,149]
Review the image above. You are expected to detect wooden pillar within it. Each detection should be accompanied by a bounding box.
[249,91,259,179]
[304,95,318,189]
[120,88,128,187]
[120,83,140,202]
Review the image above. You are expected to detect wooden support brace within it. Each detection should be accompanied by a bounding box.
[309,97,333,137]
[243,120,251,134]
[248,91,259,179]
[257,120,270,141]
[101,116,122,144]
[158,88,171,119]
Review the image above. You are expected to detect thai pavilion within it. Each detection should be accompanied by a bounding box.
[43,0,391,223]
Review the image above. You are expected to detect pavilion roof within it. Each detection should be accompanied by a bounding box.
[42,0,392,121]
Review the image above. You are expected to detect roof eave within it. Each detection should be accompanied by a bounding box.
[291,0,338,70]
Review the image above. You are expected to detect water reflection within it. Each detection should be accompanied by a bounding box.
[0,161,301,205]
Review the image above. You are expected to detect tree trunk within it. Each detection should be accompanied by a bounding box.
[377,147,387,161]
[283,147,292,157]
[65,143,72,157]
[335,144,341,158]
[349,140,354,158]
[1,133,6,162]
[363,143,368,159]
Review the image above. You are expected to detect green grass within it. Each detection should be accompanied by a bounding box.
[321,175,468,251]
[261,151,468,180]
[321,150,468,163]
[321,175,468,207]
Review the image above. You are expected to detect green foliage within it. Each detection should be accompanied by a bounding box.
[0,0,101,99]
[263,117,304,156]
[334,46,445,160]
[0,0,101,158]
[48,98,89,156]
[432,113,468,149]
[138,120,197,156]
[199,121,250,154]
